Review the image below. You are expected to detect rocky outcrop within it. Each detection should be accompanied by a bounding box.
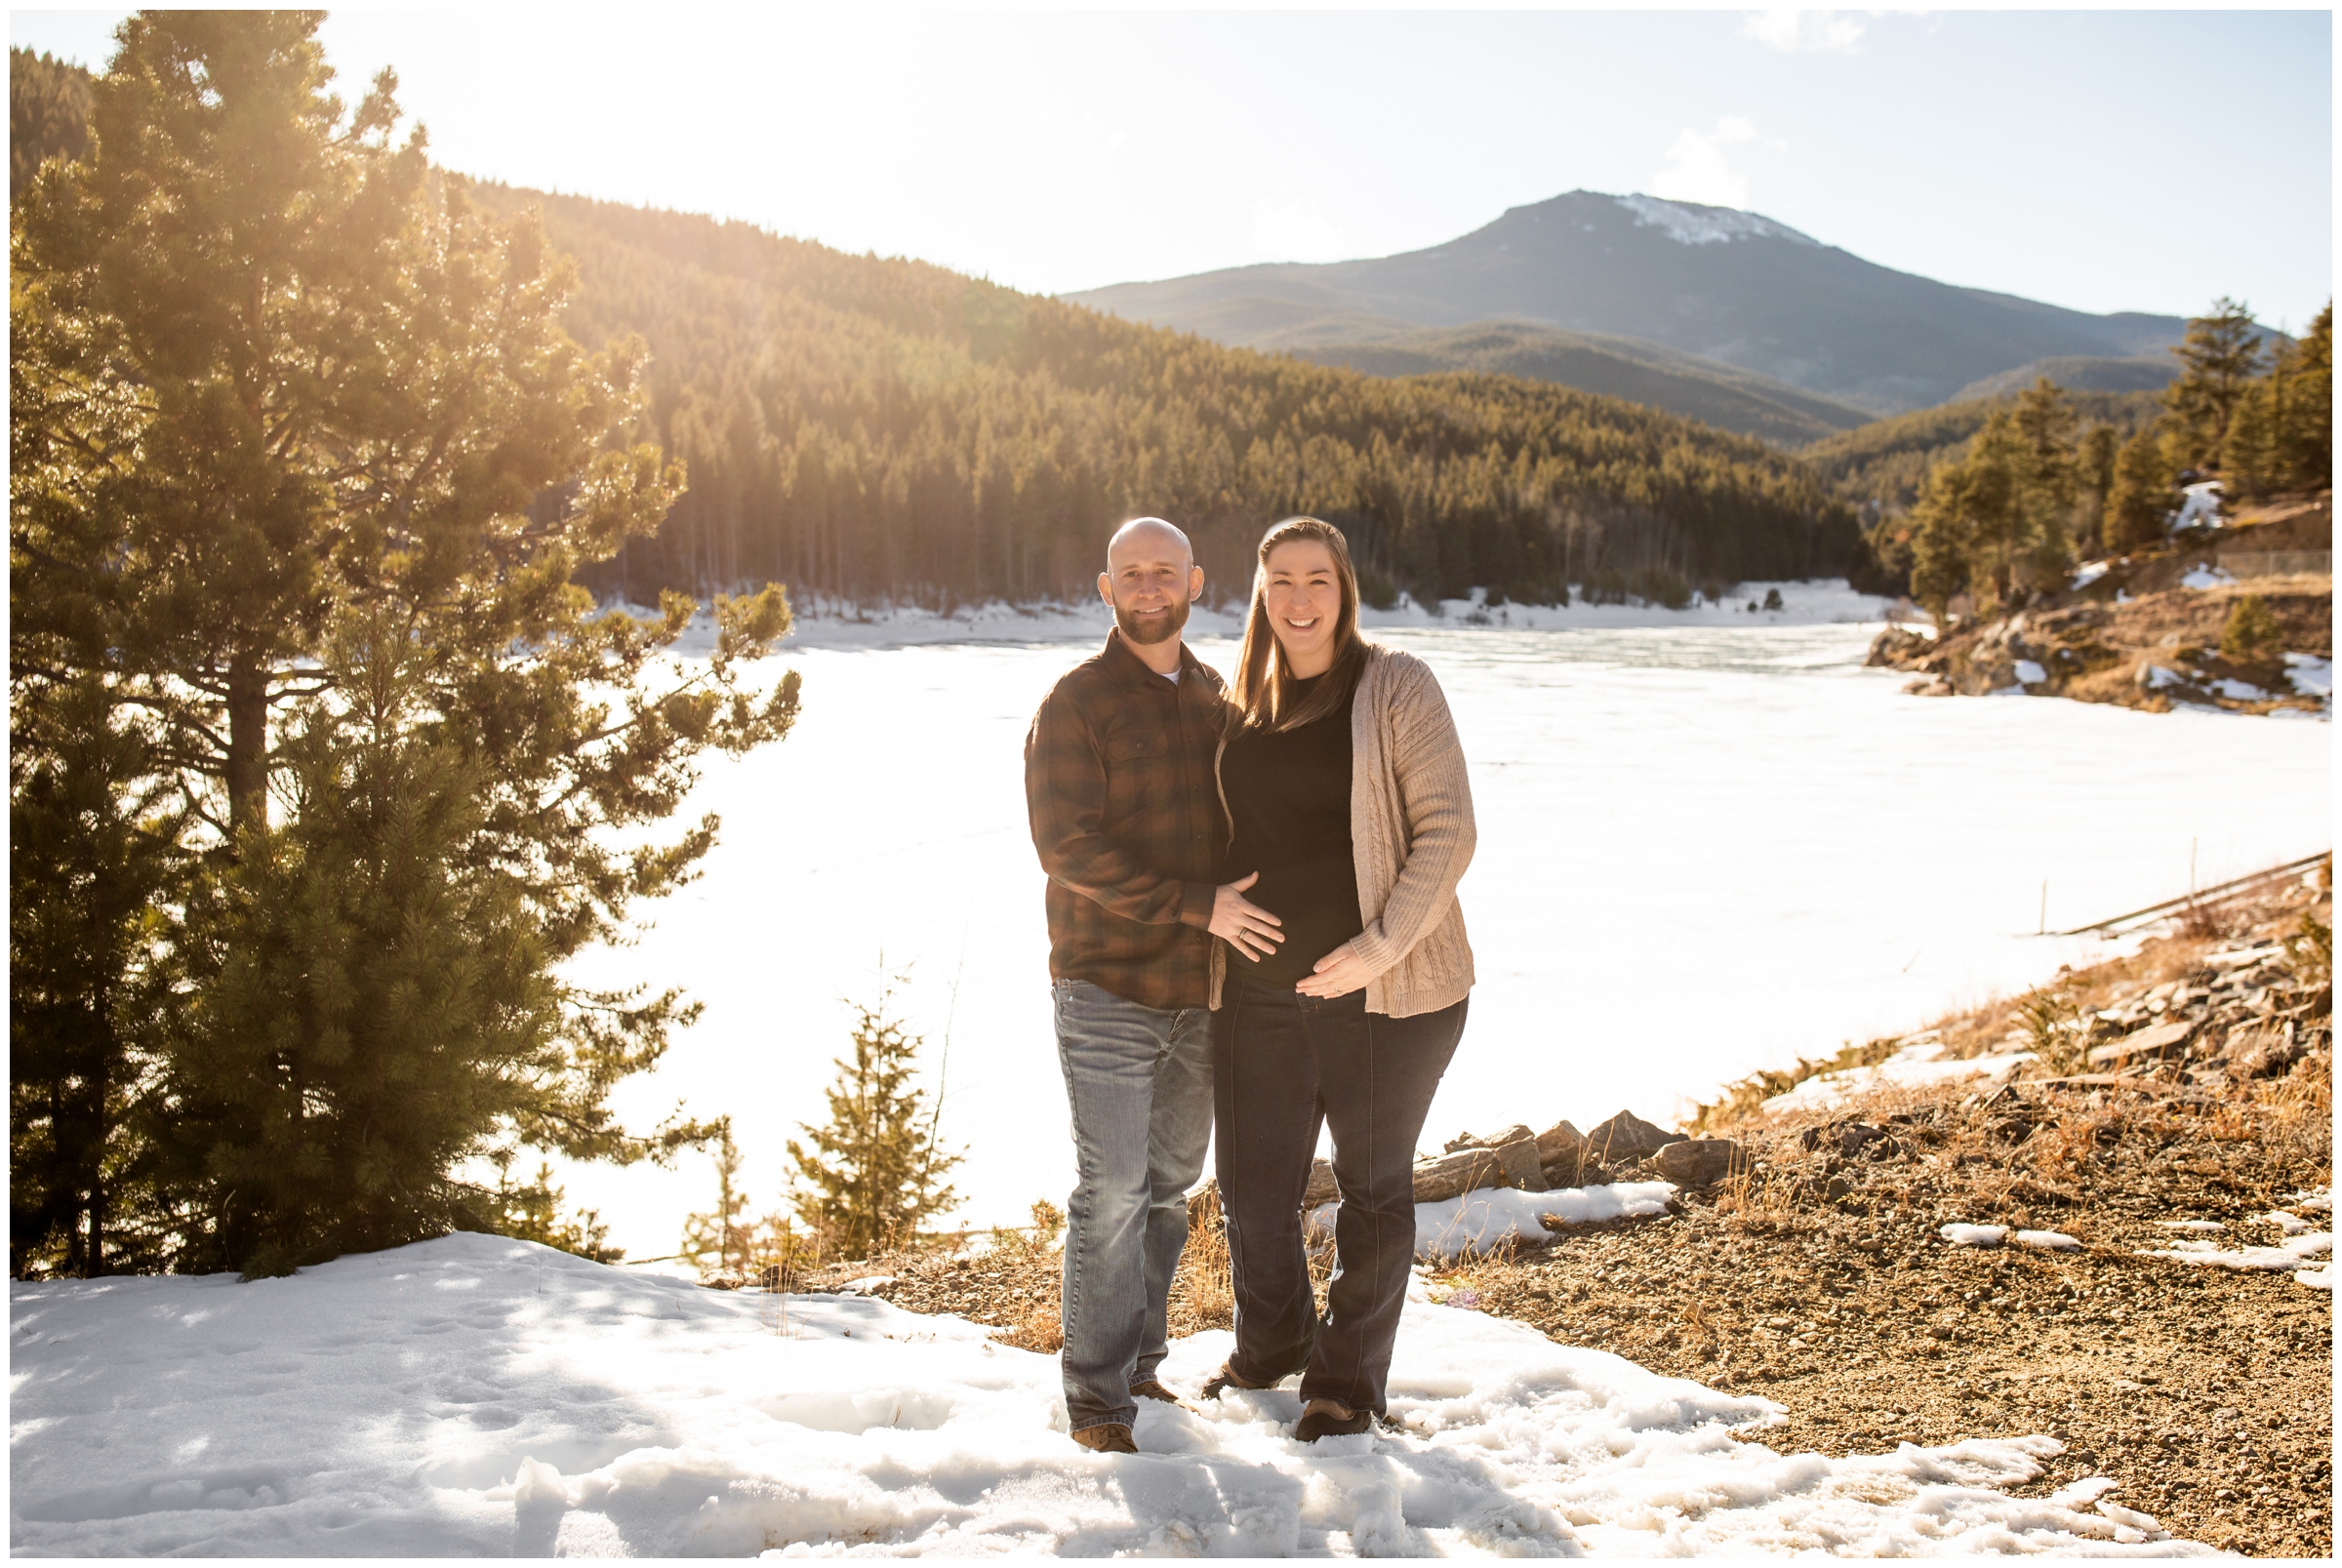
[1407,1110,1746,1204]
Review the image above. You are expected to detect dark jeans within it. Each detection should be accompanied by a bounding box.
[1213,975,1467,1416]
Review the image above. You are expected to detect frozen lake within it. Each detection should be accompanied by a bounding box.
[557,608,2331,1261]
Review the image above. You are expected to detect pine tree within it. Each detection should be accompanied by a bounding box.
[2009,378,2080,583]
[2103,425,2176,552]
[787,992,963,1260]
[13,15,802,1276]
[2163,298,2265,468]
[7,673,184,1277]
[680,1120,752,1276]
[2228,302,2334,498]
[2218,594,2282,668]
[2079,424,2120,554]
[493,1155,622,1264]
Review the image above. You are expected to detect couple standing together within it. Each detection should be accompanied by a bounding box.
[1024,514,1475,1454]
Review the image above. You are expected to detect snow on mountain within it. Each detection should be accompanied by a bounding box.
[11,1233,2212,1555]
[1613,193,1821,249]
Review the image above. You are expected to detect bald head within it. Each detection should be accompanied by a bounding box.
[1108,516,1193,573]
[1098,516,1203,665]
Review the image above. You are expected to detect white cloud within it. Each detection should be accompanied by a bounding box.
[1650,117,1759,209]
[1249,198,1350,262]
[1742,10,1869,54]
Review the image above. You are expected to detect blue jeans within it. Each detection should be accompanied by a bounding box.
[1052,978,1215,1432]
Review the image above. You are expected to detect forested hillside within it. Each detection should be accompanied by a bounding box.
[481,183,1858,607]
[1804,389,2162,514]
[11,48,1857,608]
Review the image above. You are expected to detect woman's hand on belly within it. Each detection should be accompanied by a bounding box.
[1294,940,1372,999]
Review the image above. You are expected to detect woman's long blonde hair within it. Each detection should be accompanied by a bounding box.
[1230,516,1367,732]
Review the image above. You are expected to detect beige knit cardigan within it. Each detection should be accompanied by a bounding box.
[1210,640,1475,1017]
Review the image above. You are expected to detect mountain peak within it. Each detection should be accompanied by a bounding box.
[1611,193,1820,249]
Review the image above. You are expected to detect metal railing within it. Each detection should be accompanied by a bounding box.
[2217,549,2331,579]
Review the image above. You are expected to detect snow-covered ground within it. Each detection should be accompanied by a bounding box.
[550,600,2330,1258]
[728,579,1899,654]
[8,1234,2210,1556]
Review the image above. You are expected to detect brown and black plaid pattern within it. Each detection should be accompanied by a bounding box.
[1025,630,1229,1010]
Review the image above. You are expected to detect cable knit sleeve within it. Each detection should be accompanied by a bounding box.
[1349,655,1475,977]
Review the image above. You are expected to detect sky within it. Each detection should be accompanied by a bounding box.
[11,8,2332,328]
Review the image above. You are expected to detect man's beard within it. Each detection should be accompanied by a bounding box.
[1115,595,1191,647]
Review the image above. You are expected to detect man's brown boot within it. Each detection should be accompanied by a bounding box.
[1131,1378,1194,1411]
[1070,1422,1138,1454]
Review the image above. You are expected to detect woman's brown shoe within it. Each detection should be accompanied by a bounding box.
[1199,1360,1273,1401]
[1294,1399,1374,1441]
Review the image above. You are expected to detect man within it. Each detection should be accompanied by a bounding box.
[1024,517,1283,1455]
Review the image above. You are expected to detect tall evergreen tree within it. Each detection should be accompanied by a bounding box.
[2079,423,2120,554]
[12,13,801,1276]
[2104,425,2176,552]
[787,993,963,1260]
[2162,297,2264,469]
[2009,377,2080,581]
[2224,301,2333,499]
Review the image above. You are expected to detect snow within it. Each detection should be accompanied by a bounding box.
[2013,660,2049,685]
[2284,653,2332,699]
[2069,561,2111,590]
[739,578,1901,654]
[2207,676,2269,701]
[1941,1225,2009,1248]
[2156,1220,2224,1233]
[1613,192,1820,248]
[1761,1052,2036,1114]
[2014,1230,2081,1251]
[2257,1210,2316,1236]
[2139,1233,2331,1271]
[9,1233,2215,1557]
[2177,564,2236,590]
[2281,1188,2332,1213]
[2169,483,2226,532]
[1408,1182,1676,1260]
[543,614,2333,1254]
[2293,1266,2333,1290]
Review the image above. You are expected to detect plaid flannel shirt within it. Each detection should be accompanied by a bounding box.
[1024,630,1229,1010]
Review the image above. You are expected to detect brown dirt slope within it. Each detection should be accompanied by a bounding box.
[1871,493,2332,715]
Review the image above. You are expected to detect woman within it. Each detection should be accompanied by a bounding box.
[1203,516,1474,1441]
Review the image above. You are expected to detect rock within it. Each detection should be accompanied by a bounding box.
[1485,1122,1534,1149]
[1533,1119,1585,1161]
[1495,1138,1547,1192]
[1411,1146,1505,1203]
[2229,1031,2306,1079]
[1584,1109,1676,1164]
[2086,1019,2195,1067]
[1535,1120,1599,1185]
[1302,1157,1340,1208]
[1650,1138,1743,1186]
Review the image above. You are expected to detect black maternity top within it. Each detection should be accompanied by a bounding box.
[1220,669,1364,989]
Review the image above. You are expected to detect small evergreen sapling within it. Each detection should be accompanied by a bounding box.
[493,1155,621,1264]
[2218,595,2283,671]
[680,1120,753,1278]
[787,992,964,1261]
